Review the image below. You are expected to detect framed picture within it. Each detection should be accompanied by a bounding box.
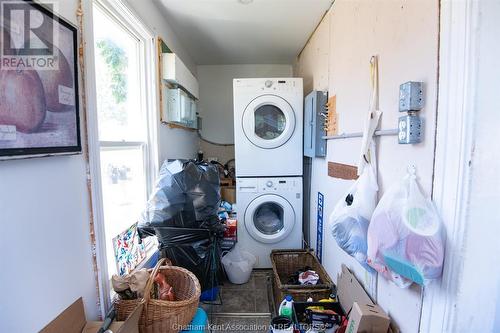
[0,0,81,159]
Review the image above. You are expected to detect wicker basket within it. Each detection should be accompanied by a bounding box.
[115,258,201,333]
[271,249,334,305]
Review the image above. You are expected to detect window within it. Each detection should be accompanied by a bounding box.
[92,2,157,278]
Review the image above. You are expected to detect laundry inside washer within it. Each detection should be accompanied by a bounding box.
[253,203,285,235]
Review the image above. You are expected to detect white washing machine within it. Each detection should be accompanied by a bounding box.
[233,78,303,177]
[236,177,303,268]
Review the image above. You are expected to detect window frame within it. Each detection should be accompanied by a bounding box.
[83,0,159,316]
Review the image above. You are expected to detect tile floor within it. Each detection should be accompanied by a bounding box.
[201,270,274,332]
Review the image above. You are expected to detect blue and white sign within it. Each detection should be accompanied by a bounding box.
[316,192,324,263]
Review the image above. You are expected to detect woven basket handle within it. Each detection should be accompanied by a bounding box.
[142,258,167,325]
[143,258,166,303]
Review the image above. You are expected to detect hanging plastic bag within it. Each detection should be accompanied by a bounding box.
[221,245,256,284]
[367,166,445,288]
[329,145,379,268]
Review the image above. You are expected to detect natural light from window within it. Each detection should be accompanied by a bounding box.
[93,3,152,278]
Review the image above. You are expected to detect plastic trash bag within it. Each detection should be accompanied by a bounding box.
[152,216,225,291]
[137,160,223,292]
[221,245,256,284]
[139,160,221,228]
[367,167,445,287]
[329,159,378,269]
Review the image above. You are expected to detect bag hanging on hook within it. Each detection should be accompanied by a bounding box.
[329,142,378,271]
[367,166,445,288]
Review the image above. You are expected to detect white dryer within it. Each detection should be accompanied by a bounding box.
[233,78,303,177]
[236,177,303,268]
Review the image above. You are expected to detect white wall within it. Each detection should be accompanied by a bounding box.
[197,64,293,162]
[295,1,439,332]
[125,0,198,163]
[0,2,99,332]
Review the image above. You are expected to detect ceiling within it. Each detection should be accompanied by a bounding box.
[156,0,333,65]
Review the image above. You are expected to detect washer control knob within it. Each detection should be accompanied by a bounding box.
[265,80,273,88]
[266,181,274,188]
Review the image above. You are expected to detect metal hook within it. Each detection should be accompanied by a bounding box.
[407,164,417,177]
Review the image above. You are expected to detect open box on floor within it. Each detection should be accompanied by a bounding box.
[40,298,144,333]
[292,264,391,333]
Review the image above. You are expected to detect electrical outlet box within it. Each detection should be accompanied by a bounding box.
[398,114,423,144]
[304,91,328,157]
[399,81,424,112]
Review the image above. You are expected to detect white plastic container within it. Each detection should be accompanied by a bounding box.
[221,245,256,284]
[278,295,294,319]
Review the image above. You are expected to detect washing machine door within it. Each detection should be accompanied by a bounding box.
[244,194,296,244]
[242,95,296,149]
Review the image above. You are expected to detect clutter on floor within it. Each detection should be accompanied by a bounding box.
[271,249,333,304]
[113,258,201,333]
[40,298,143,333]
[281,264,390,333]
[137,160,225,293]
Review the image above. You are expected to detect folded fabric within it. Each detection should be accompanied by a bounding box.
[299,270,320,285]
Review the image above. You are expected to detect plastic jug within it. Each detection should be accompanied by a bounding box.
[221,245,256,284]
[278,295,294,319]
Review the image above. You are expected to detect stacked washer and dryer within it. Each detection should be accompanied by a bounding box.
[233,78,303,268]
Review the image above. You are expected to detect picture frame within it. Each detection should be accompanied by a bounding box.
[0,0,81,160]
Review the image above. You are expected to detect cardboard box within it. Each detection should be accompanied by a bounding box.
[40,298,143,333]
[221,186,236,203]
[337,265,391,333]
[346,302,390,333]
[220,178,233,187]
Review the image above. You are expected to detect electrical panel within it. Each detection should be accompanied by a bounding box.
[304,91,328,157]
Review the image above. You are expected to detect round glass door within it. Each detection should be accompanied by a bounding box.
[253,202,284,235]
[244,194,295,244]
[242,95,296,149]
[254,105,286,140]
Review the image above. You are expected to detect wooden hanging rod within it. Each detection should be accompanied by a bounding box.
[322,129,399,140]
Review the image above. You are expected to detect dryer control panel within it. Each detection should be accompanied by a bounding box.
[234,78,303,95]
[237,177,301,193]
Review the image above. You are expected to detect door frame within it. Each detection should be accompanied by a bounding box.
[419,0,480,332]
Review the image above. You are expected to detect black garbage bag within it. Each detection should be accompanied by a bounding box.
[138,160,224,291]
[153,217,225,291]
[139,160,221,229]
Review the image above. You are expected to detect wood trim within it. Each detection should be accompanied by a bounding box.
[81,0,109,318]
[328,162,358,180]
[419,1,480,332]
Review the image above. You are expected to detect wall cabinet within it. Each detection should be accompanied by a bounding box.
[162,85,198,129]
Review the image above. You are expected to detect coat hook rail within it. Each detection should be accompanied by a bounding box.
[322,129,399,140]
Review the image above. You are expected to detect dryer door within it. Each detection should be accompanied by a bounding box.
[242,95,296,149]
[244,194,296,244]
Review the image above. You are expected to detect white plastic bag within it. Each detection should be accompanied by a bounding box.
[367,167,445,288]
[221,245,256,284]
[329,151,378,268]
